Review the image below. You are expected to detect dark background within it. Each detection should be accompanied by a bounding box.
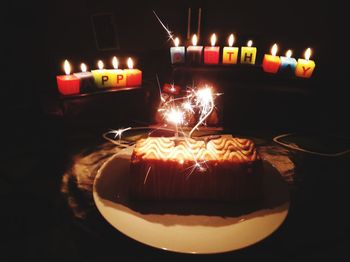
[4,0,347,134]
[2,1,349,261]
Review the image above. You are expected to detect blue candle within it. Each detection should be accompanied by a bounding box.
[170,37,185,64]
[279,49,297,72]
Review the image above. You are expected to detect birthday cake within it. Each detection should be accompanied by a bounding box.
[129,135,263,202]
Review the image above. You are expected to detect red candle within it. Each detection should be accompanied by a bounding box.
[262,43,281,73]
[124,58,142,86]
[56,60,80,95]
[204,33,220,64]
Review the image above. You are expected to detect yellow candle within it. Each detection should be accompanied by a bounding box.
[295,48,315,78]
[222,34,239,64]
[92,58,126,88]
[240,40,257,64]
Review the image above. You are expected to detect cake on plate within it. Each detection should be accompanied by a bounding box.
[129,135,263,202]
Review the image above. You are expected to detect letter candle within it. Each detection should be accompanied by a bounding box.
[92,60,112,88]
[124,58,142,86]
[295,48,315,78]
[73,63,95,92]
[170,37,185,64]
[240,40,257,64]
[204,33,220,64]
[279,49,297,72]
[187,34,203,64]
[111,56,126,87]
[262,43,281,73]
[222,34,239,64]
[56,59,80,95]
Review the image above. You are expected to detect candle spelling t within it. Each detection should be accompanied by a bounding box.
[56,59,80,95]
[223,34,239,64]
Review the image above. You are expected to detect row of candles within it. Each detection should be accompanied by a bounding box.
[170,34,315,78]
[56,57,142,95]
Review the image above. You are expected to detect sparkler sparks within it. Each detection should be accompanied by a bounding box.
[152,10,175,42]
[106,82,222,177]
[109,127,132,140]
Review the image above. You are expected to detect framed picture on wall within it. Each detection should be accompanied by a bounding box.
[91,12,120,51]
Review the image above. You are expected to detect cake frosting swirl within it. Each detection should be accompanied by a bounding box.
[133,136,259,162]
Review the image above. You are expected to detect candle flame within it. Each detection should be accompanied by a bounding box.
[98,60,104,70]
[304,48,312,60]
[80,63,87,73]
[247,40,253,47]
[210,33,216,47]
[63,60,71,75]
[127,57,134,69]
[286,49,292,58]
[271,43,278,56]
[228,34,234,47]
[166,108,184,125]
[112,56,119,69]
[174,37,180,47]
[192,34,198,46]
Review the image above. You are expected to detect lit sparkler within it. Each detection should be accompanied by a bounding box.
[152,10,175,42]
[109,127,132,140]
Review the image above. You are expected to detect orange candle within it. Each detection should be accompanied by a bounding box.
[262,43,281,73]
[222,34,239,64]
[111,56,126,87]
[56,59,80,95]
[295,48,315,78]
[125,58,142,86]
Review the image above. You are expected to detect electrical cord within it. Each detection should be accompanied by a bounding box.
[273,133,350,157]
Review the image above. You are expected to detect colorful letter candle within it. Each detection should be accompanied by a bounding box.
[204,33,220,64]
[240,40,257,64]
[56,59,80,95]
[73,63,95,92]
[170,37,185,64]
[262,43,281,73]
[295,48,315,78]
[111,56,126,87]
[124,58,142,86]
[279,49,297,72]
[92,60,111,88]
[187,34,203,64]
[223,34,239,64]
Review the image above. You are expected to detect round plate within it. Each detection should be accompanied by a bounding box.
[93,146,290,254]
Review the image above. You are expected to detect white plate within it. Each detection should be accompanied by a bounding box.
[93,146,290,254]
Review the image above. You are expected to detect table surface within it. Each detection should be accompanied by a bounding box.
[2,118,350,261]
